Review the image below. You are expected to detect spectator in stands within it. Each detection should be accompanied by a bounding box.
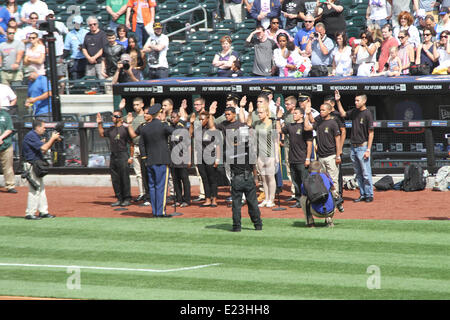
[397,29,415,74]
[293,13,315,52]
[274,32,310,77]
[116,24,128,49]
[353,30,379,76]
[6,0,22,27]
[331,31,352,76]
[212,35,239,77]
[391,0,412,28]
[24,31,45,75]
[126,0,157,48]
[106,0,128,32]
[299,0,318,21]
[366,0,393,29]
[102,30,126,80]
[112,53,142,84]
[413,0,440,23]
[20,0,48,23]
[142,22,169,79]
[0,5,11,44]
[424,14,438,34]
[305,22,335,76]
[377,23,399,72]
[25,66,51,119]
[17,12,41,45]
[394,11,421,48]
[314,0,346,41]
[244,0,255,18]
[436,7,450,39]
[432,29,450,73]
[223,0,243,23]
[126,35,146,74]
[415,26,437,71]
[230,59,244,76]
[82,16,107,80]
[0,26,24,85]
[281,0,304,37]
[373,46,402,76]
[265,17,293,44]
[63,15,88,80]
[246,26,278,76]
[250,0,282,29]
[367,23,384,45]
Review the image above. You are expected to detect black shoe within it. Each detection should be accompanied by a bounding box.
[133,195,145,202]
[25,215,41,220]
[337,203,345,212]
[289,202,301,208]
[192,197,205,203]
[121,200,131,207]
[111,201,122,207]
[353,196,366,203]
[365,197,374,203]
[39,213,55,218]
[7,188,18,194]
[200,203,211,207]
[254,225,262,231]
[286,196,297,202]
[231,227,241,232]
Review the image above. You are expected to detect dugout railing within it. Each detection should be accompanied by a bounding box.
[6,119,450,176]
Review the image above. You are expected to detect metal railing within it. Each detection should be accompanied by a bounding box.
[161,5,209,38]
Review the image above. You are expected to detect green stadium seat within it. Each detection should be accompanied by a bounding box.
[239,52,255,63]
[231,29,250,41]
[214,19,235,30]
[347,27,362,38]
[204,42,223,52]
[189,62,215,76]
[160,0,179,11]
[182,42,206,53]
[169,41,184,53]
[347,16,366,28]
[201,0,218,11]
[178,0,199,11]
[231,39,246,53]
[351,0,365,7]
[170,64,191,77]
[241,62,253,75]
[194,51,216,64]
[347,7,367,18]
[209,29,232,42]
[235,19,257,31]
[186,30,211,42]
[175,52,196,64]
[155,11,171,21]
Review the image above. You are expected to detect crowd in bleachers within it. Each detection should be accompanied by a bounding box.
[0,0,449,94]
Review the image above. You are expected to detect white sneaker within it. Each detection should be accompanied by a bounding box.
[258,200,267,207]
[265,201,275,208]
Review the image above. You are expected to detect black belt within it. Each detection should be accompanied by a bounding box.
[352,142,368,147]
[232,170,253,179]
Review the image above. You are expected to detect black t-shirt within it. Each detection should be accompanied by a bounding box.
[314,110,345,129]
[104,125,131,154]
[299,0,317,16]
[346,108,374,144]
[222,122,254,175]
[313,118,340,158]
[170,120,190,168]
[281,122,313,164]
[140,119,174,166]
[319,0,346,37]
[283,0,303,30]
[194,125,220,163]
[104,43,125,77]
[216,119,244,161]
[82,30,108,64]
[136,122,148,158]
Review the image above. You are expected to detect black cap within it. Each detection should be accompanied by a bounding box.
[261,87,274,94]
[226,93,239,102]
[298,93,311,102]
[148,103,162,115]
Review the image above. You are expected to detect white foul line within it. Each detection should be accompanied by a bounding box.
[0,262,222,273]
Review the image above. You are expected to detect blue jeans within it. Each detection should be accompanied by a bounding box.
[369,18,389,29]
[350,146,373,198]
[135,23,149,48]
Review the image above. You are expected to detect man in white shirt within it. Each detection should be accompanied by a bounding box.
[142,22,169,79]
[20,0,49,23]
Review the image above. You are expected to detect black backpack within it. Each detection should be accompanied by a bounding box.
[402,164,426,192]
[304,173,329,204]
[374,175,394,191]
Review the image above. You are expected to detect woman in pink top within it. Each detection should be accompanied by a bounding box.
[397,30,415,74]
[265,17,293,46]
[23,32,46,75]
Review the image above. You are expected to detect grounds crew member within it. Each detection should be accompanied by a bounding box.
[97,110,133,207]
[22,119,60,220]
[127,103,175,217]
[0,105,18,193]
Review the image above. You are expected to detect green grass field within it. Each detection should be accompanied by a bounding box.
[0,217,449,300]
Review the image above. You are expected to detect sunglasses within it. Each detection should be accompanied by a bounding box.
[442,35,448,38]
[30,17,38,20]
[424,33,431,36]
[272,21,279,24]
[398,36,405,39]
[7,32,15,35]
[113,115,122,119]
[361,36,367,39]
[305,21,314,23]
[28,36,37,40]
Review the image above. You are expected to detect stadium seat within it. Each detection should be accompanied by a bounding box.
[175,52,196,64]
[347,7,367,18]
[231,29,250,41]
[239,52,255,63]
[214,19,235,30]
[170,64,191,77]
[186,30,211,42]
[201,0,218,11]
[194,51,216,64]
[241,62,253,75]
[231,39,246,53]
[347,16,366,29]
[169,41,184,53]
[154,11,171,21]
[347,27,361,38]
[235,19,257,31]
[178,0,199,11]
[189,62,215,76]
[204,42,223,52]
[351,0,366,7]
[182,42,206,53]
[160,0,179,11]
[209,29,232,42]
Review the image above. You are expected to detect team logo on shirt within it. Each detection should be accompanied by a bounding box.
[114,133,121,140]
[296,128,302,135]
[360,118,364,124]
[324,127,329,133]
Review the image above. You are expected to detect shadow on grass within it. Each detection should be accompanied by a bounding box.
[292,221,337,228]
[205,223,255,232]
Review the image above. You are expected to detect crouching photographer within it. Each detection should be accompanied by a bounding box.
[112,54,142,85]
[21,119,61,220]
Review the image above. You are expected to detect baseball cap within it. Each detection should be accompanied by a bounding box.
[439,7,449,15]
[47,9,55,16]
[153,22,163,29]
[73,16,83,24]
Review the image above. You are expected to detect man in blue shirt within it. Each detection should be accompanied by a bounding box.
[22,119,61,220]
[293,13,315,51]
[63,15,89,80]
[300,160,336,227]
[25,66,51,120]
[0,6,11,44]
[305,22,334,71]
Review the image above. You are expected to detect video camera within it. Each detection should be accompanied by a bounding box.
[54,121,65,140]
[21,167,39,190]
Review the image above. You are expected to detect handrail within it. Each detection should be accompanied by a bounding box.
[160,5,208,38]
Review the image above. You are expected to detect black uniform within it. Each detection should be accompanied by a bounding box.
[228,122,263,232]
[104,125,132,203]
[313,118,340,158]
[281,122,313,200]
[169,120,191,205]
[135,122,150,201]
